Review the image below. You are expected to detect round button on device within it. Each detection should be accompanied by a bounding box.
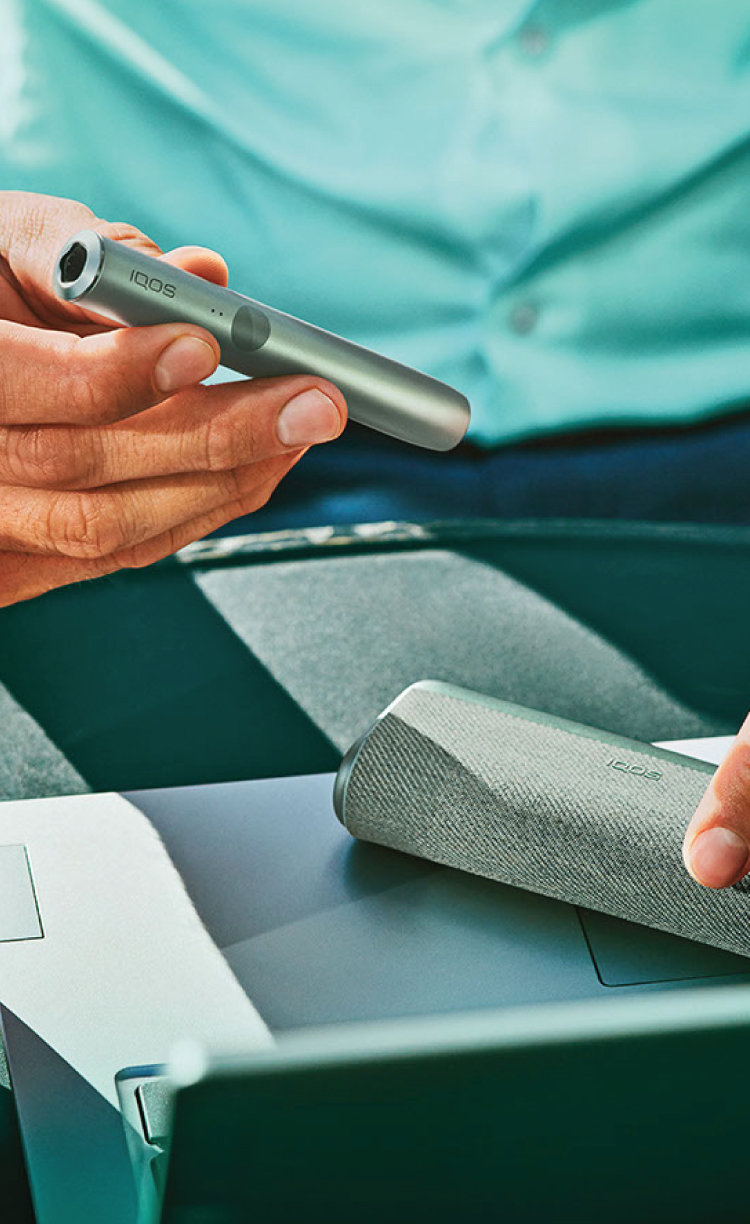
[231,304,271,352]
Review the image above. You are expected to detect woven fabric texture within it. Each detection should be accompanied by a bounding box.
[0,685,86,801]
[197,550,720,752]
[342,684,750,958]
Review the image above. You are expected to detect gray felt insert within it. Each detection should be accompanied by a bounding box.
[197,550,720,751]
[0,685,87,802]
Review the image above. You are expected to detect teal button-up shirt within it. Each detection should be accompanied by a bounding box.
[1,0,749,445]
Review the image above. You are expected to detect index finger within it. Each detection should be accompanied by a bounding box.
[0,191,162,328]
[0,191,228,331]
[0,317,220,424]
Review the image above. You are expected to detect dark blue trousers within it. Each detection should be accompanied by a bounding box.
[226,408,750,533]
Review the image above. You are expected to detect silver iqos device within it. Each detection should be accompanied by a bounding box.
[53,230,470,451]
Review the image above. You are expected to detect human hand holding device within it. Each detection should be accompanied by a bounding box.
[0,191,346,608]
[683,713,750,889]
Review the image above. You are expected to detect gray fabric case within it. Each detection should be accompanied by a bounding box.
[336,681,750,959]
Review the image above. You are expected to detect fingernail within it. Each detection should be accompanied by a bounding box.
[277,389,341,447]
[155,336,217,392]
[687,828,750,888]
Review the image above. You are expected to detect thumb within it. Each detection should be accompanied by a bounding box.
[682,713,750,888]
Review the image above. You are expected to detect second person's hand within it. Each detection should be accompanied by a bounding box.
[683,715,750,888]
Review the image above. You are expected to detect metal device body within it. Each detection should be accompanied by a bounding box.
[54,231,470,451]
[334,681,750,959]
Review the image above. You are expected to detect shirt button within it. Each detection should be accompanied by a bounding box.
[517,24,549,57]
[509,302,540,334]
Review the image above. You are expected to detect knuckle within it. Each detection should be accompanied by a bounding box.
[205,467,243,506]
[68,369,107,424]
[7,428,95,488]
[203,410,258,471]
[67,347,136,425]
[45,491,130,559]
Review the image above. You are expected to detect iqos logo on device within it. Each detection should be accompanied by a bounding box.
[129,269,176,298]
[607,758,661,781]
